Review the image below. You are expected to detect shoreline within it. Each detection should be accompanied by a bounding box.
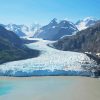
[0,75,99,79]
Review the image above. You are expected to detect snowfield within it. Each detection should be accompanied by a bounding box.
[0,38,97,76]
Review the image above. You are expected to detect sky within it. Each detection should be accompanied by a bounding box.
[0,0,100,25]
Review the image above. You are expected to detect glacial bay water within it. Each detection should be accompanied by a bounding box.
[0,76,100,100]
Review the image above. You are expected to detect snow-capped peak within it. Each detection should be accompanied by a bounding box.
[3,23,41,37]
[83,17,95,22]
[50,18,57,23]
[76,17,97,31]
[59,20,78,31]
[33,18,78,40]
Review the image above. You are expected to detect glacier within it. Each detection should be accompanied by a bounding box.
[0,38,97,76]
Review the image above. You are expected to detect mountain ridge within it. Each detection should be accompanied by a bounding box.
[33,18,78,40]
[0,25,40,64]
[76,17,97,31]
[0,17,98,40]
[0,23,41,37]
[52,21,100,53]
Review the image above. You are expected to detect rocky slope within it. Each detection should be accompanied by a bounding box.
[0,26,40,64]
[52,21,100,53]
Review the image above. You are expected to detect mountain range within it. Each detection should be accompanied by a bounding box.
[0,17,99,63]
[0,23,41,37]
[33,18,78,40]
[0,17,100,76]
[0,17,97,41]
[34,17,98,41]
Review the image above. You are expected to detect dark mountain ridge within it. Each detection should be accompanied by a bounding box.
[0,26,40,64]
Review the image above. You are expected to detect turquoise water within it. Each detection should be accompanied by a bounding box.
[0,77,73,97]
[0,81,13,96]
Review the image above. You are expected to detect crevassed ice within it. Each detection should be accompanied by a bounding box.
[0,38,96,75]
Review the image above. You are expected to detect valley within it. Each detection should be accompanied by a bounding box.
[0,38,98,77]
[0,17,100,77]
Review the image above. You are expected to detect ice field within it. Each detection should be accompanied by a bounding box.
[0,38,96,76]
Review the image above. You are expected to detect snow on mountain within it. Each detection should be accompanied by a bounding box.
[0,38,97,76]
[0,17,97,38]
[29,24,41,37]
[76,17,97,31]
[33,18,78,40]
[3,23,41,37]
